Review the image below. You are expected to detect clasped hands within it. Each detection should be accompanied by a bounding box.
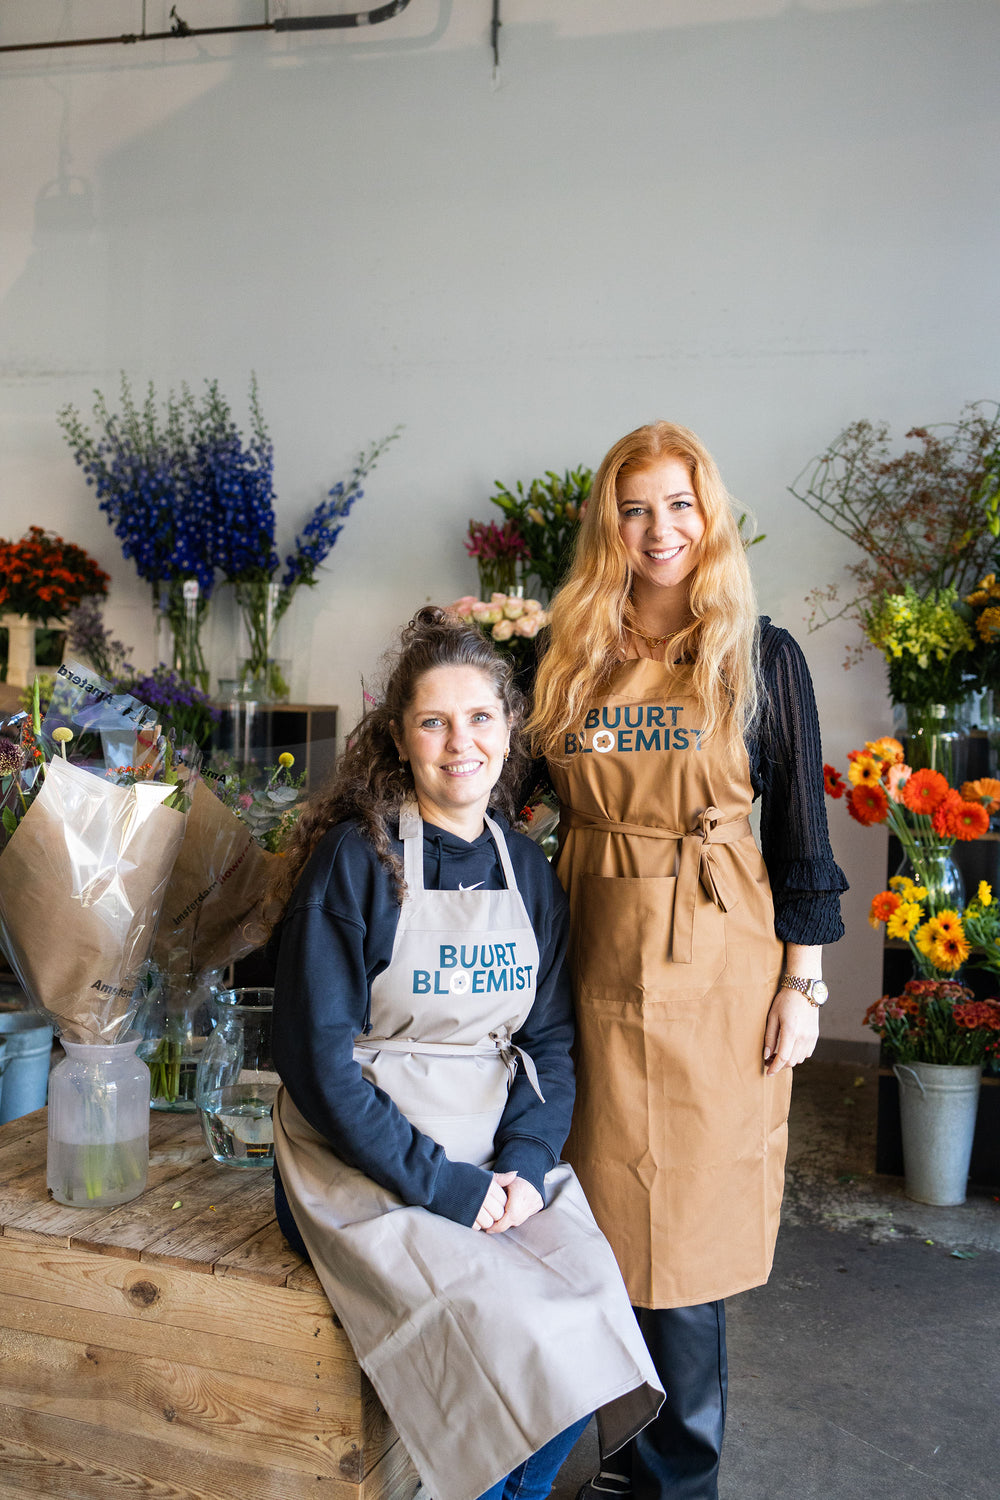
[473,1171,543,1233]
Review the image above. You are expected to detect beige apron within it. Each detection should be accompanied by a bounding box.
[273,807,663,1500]
[548,659,790,1311]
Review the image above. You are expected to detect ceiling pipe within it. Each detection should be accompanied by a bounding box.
[0,0,411,55]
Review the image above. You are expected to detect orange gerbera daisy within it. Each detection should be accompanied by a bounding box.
[869,890,901,928]
[847,783,889,826]
[930,931,970,972]
[823,763,846,799]
[931,789,964,838]
[960,777,1000,815]
[933,791,990,841]
[902,768,950,815]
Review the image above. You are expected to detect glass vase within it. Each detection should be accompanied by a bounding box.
[134,969,221,1111]
[47,1035,150,1207]
[234,578,291,703]
[895,842,966,919]
[195,987,277,1168]
[154,578,210,693]
[894,701,968,786]
[476,559,519,599]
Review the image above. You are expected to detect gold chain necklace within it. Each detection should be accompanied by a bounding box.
[630,625,669,652]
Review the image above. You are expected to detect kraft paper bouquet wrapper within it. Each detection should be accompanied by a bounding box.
[0,659,197,1045]
[0,756,187,1044]
[151,775,278,985]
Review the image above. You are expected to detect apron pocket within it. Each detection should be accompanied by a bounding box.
[572,872,727,1011]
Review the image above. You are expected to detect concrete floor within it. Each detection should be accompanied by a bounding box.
[553,1061,1000,1500]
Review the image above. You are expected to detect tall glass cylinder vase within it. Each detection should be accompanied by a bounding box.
[894,701,968,786]
[154,578,210,692]
[234,579,290,703]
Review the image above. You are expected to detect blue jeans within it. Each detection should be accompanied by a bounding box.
[476,1415,591,1500]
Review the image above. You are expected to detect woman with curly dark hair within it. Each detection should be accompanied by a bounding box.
[270,607,662,1500]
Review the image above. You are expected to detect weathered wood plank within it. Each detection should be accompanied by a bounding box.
[0,1323,393,1478]
[364,1436,421,1500]
[214,1215,304,1284]
[2,1117,217,1247]
[68,1155,267,1263]
[0,1240,347,1355]
[0,1406,410,1500]
[0,1104,46,1145]
[0,1287,354,1388]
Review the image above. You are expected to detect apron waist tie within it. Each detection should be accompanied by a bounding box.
[354,1029,545,1102]
[561,805,752,965]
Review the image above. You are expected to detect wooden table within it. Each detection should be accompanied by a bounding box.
[0,1109,420,1500]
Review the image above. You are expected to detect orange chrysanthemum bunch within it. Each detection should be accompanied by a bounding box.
[863,977,1000,1066]
[825,736,993,980]
[0,526,108,623]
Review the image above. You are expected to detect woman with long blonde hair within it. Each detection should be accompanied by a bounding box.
[528,422,846,1500]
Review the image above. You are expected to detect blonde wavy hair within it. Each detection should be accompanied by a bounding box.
[527,421,760,762]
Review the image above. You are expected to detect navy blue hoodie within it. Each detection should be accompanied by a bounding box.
[272,813,575,1227]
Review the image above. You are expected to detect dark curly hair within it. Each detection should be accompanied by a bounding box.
[268,606,528,913]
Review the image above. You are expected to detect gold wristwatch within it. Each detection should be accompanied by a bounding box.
[779,975,829,1007]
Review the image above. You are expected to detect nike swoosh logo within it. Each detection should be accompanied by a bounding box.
[458,881,484,892]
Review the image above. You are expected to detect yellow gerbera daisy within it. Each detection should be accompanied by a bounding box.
[889,875,926,903]
[848,753,882,787]
[914,922,935,956]
[933,909,965,938]
[886,903,921,940]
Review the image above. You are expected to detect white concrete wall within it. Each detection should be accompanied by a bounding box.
[2,0,998,1043]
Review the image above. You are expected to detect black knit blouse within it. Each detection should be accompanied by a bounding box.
[747,618,847,946]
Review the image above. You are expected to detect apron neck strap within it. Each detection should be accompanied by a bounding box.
[484,812,518,891]
[399,802,425,892]
[397,805,519,895]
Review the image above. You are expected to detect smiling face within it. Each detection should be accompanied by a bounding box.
[616,454,706,603]
[392,664,511,840]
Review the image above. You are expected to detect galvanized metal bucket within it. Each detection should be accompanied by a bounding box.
[893,1061,982,1206]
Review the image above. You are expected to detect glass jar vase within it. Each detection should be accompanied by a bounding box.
[894,701,968,786]
[47,1035,150,1207]
[195,987,277,1168]
[895,842,966,919]
[135,969,221,1112]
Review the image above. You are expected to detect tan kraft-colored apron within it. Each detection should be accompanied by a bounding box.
[273,807,663,1500]
[547,658,790,1311]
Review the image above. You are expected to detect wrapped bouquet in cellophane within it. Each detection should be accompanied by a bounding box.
[138,754,303,1109]
[0,661,197,1206]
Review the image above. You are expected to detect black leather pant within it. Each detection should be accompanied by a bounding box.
[608,1302,728,1500]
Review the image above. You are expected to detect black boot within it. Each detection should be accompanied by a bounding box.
[629,1301,727,1500]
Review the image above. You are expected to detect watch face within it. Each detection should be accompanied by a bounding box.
[811,981,829,1004]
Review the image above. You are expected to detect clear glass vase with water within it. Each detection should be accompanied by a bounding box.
[195,987,278,1167]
